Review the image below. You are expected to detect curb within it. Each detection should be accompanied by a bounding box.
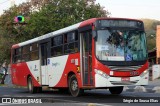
[125,86,160,93]
[123,86,129,91]
[134,86,147,92]
[152,86,160,93]
[1,85,160,94]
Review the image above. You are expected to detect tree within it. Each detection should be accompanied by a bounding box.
[25,0,110,38]
[141,19,160,50]
[0,0,110,63]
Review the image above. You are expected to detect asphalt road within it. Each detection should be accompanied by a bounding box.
[0,86,160,106]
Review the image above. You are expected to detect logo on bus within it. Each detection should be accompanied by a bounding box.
[126,54,132,61]
[52,62,60,67]
[34,65,38,71]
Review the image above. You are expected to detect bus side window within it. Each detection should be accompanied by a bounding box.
[31,43,39,61]
[12,49,16,63]
[64,31,79,54]
[51,35,63,56]
[22,45,30,62]
[14,48,22,63]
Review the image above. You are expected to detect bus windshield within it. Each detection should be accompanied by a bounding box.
[95,29,147,61]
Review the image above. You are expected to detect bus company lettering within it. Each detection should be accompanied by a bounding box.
[34,65,38,71]
[139,99,158,103]
[123,99,133,103]
[52,62,60,67]
[10,98,42,104]
[27,99,42,103]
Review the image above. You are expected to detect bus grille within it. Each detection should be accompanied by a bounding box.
[110,80,139,85]
[108,65,143,71]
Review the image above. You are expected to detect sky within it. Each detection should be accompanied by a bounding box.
[0,0,160,20]
[96,0,160,20]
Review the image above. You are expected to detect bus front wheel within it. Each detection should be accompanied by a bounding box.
[109,86,123,94]
[27,76,36,94]
[69,74,83,97]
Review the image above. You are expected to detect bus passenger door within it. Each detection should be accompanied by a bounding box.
[81,31,93,86]
[40,42,49,85]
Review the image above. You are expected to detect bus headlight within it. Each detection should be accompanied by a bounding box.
[140,69,149,77]
[94,69,110,79]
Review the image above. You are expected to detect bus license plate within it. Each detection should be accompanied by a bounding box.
[121,77,130,81]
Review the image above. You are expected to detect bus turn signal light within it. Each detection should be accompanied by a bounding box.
[77,66,80,73]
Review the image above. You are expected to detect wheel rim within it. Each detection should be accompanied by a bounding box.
[71,80,78,91]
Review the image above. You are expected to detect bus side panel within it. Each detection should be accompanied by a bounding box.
[26,60,41,87]
[11,63,27,86]
[11,64,19,85]
[48,55,69,87]
[54,53,81,88]
[11,61,41,87]
[48,53,81,88]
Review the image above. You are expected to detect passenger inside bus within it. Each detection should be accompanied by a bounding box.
[115,31,124,56]
[107,30,124,56]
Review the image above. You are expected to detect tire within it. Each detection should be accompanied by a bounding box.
[36,87,42,93]
[27,76,36,94]
[109,86,123,94]
[69,74,83,97]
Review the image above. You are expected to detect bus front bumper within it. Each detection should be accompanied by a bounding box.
[95,70,149,87]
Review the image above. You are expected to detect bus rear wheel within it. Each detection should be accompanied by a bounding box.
[36,87,42,93]
[69,74,83,97]
[109,86,123,94]
[27,76,36,94]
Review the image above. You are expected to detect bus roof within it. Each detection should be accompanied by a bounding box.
[12,17,142,49]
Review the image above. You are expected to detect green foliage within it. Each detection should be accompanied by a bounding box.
[0,0,109,63]
[0,84,4,86]
[141,19,160,50]
[0,74,3,79]
[25,0,109,38]
[0,5,24,63]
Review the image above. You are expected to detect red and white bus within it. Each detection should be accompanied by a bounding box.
[11,18,149,97]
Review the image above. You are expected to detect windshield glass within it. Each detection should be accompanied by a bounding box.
[95,29,147,61]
